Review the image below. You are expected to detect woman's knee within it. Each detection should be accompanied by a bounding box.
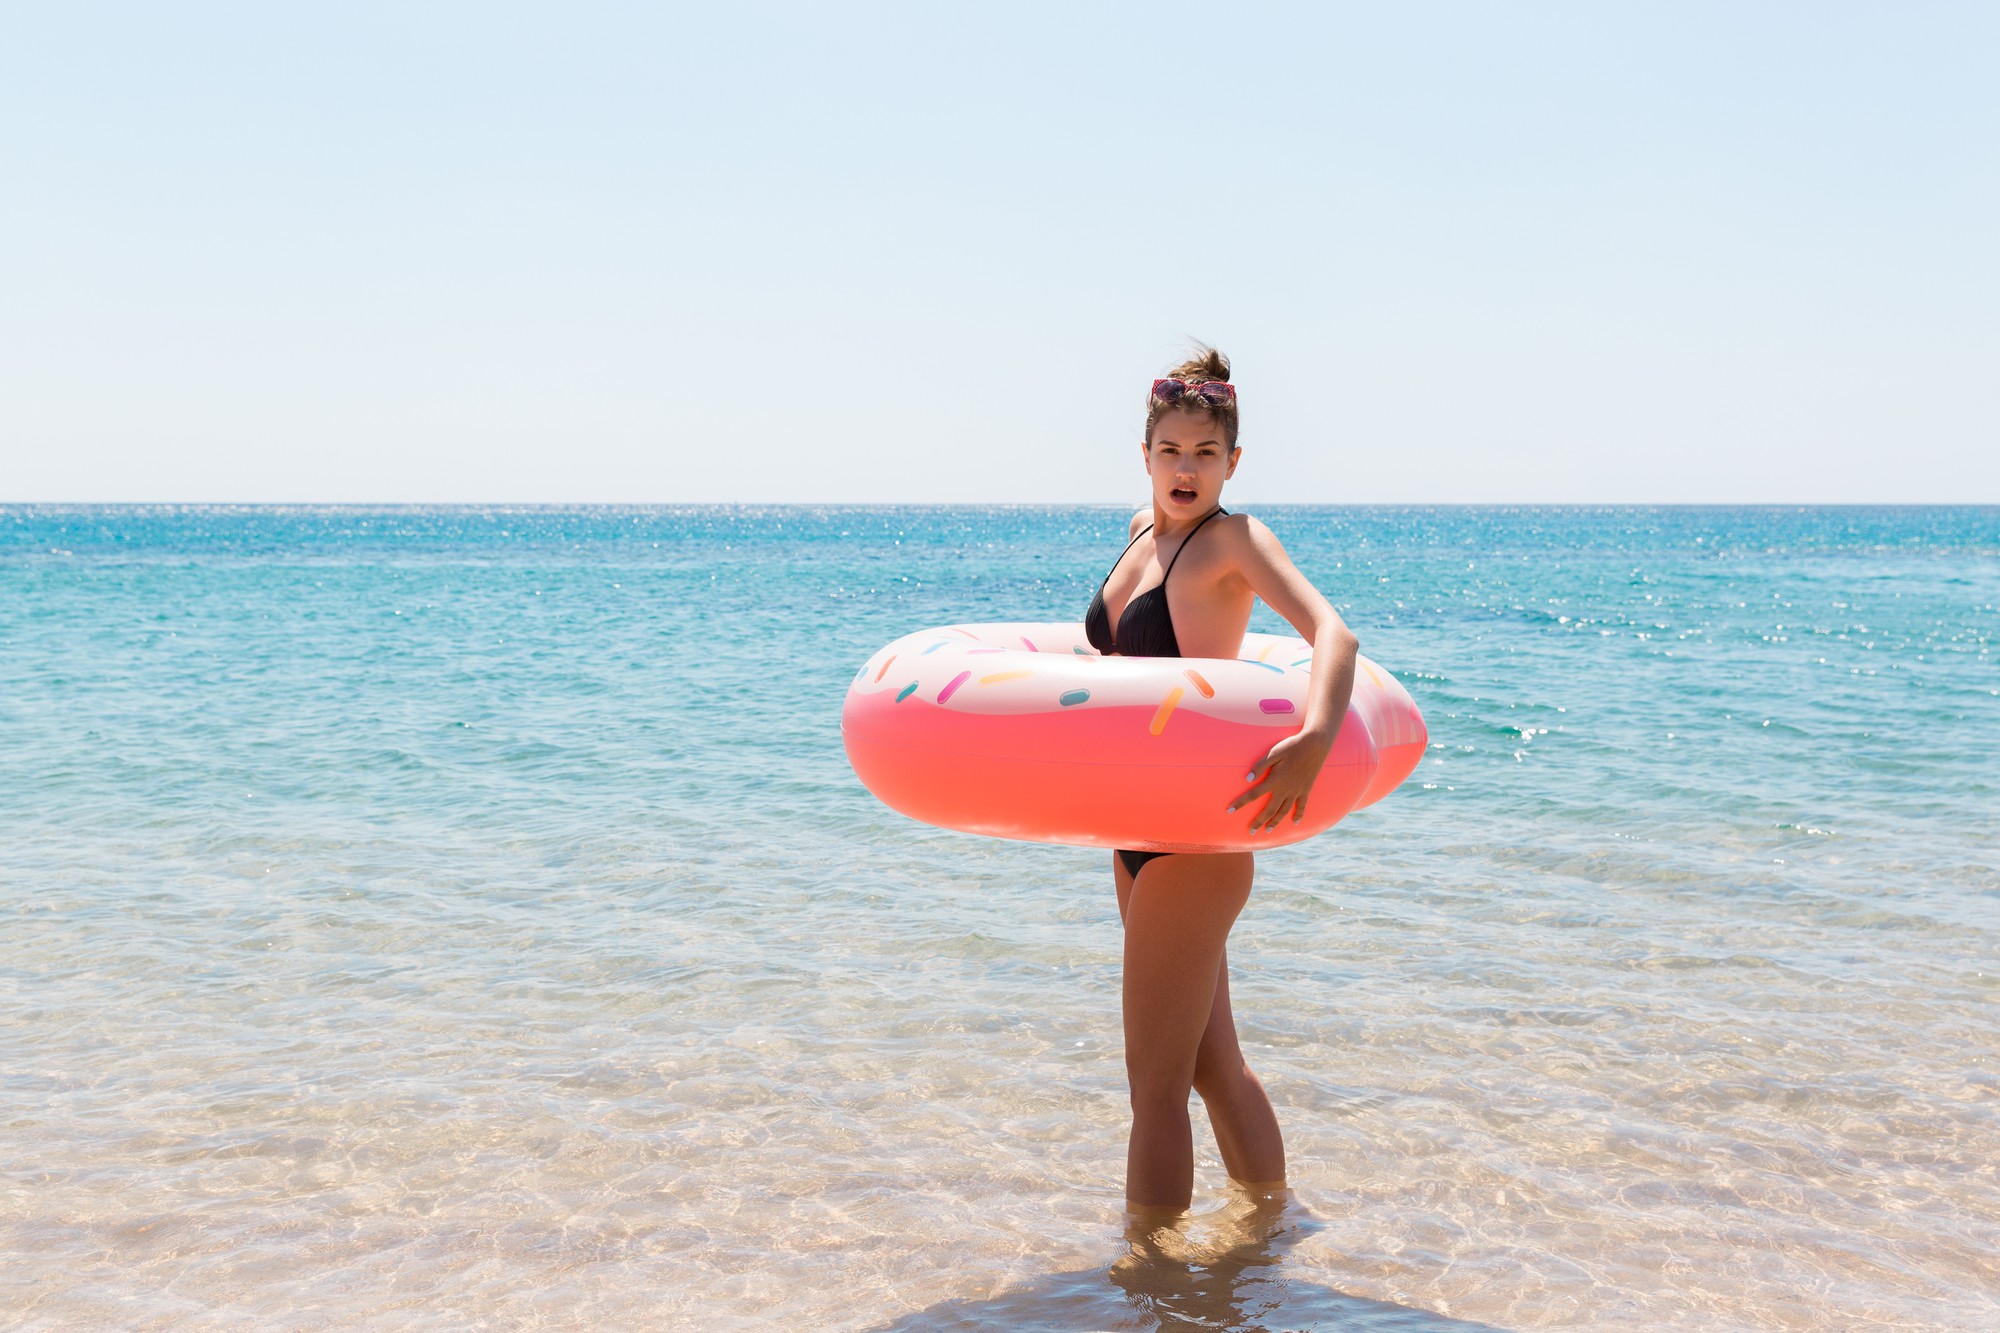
[1192,1055,1259,1103]
[1126,1063,1196,1113]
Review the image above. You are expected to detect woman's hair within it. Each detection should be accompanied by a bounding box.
[1145,342,1239,450]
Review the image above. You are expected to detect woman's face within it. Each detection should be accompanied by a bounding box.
[1143,406,1239,514]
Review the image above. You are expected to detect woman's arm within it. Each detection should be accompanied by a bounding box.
[1223,516,1360,832]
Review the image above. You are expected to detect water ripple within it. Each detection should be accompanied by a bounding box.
[3,505,1997,1330]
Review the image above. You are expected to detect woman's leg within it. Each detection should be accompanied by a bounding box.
[1191,948,1286,1186]
[1113,850,1254,1212]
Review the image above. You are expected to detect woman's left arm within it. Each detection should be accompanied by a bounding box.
[1224,516,1360,832]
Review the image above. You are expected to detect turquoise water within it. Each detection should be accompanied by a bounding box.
[4,504,1996,1331]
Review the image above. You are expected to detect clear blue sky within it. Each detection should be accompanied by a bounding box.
[5,2,1995,503]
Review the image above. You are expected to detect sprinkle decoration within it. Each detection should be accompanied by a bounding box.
[1183,668,1215,698]
[1240,659,1285,674]
[1363,661,1387,688]
[1257,642,1278,662]
[895,682,919,702]
[1059,689,1090,707]
[921,641,950,655]
[1259,698,1295,714]
[936,670,972,705]
[874,654,897,682]
[1149,686,1184,736]
[978,671,1031,686]
[1021,637,1037,652]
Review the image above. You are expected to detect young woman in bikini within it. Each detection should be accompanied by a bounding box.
[1084,345,1361,1215]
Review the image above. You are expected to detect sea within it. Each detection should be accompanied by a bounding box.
[3,504,1996,1332]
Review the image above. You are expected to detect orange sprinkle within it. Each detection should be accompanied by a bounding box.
[1257,641,1278,662]
[873,654,897,683]
[1183,668,1214,698]
[978,670,1032,686]
[1149,686,1184,736]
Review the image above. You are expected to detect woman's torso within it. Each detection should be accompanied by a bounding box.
[1085,506,1254,660]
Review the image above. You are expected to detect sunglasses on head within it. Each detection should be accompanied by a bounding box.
[1151,378,1236,407]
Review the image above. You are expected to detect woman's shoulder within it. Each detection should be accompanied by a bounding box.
[1127,507,1150,537]
[1211,509,1271,546]
[1206,510,1292,568]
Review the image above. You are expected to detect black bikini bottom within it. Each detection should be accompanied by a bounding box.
[1117,849,1170,879]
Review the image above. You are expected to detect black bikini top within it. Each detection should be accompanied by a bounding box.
[1084,506,1228,658]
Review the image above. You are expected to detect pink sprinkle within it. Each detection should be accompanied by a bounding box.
[937,670,972,704]
[1259,698,1295,714]
[1021,637,1038,652]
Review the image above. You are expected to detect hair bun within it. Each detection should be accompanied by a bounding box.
[1165,342,1231,385]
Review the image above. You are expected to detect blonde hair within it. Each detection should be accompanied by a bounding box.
[1145,342,1239,449]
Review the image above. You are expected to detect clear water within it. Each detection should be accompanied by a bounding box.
[4,504,1996,1331]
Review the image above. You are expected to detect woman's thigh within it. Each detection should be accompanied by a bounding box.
[1116,851,1254,1096]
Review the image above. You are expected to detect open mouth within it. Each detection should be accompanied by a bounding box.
[1169,487,1198,503]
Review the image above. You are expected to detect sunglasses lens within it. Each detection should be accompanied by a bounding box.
[1151,378,1234,406]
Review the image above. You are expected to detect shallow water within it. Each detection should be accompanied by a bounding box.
[3,504,1997,1330]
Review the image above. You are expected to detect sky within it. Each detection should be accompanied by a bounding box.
[4,1,1996,504]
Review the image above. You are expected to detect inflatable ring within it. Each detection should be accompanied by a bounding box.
[841,622,1427,853]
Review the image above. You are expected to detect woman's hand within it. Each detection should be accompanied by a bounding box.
[1228,727,1334,833]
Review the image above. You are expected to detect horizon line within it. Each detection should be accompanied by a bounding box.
[6,500,1999,511]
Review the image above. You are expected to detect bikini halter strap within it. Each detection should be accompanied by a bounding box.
[1162,506,1226,579]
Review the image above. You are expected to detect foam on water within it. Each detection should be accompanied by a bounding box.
[3,504,1997,1330]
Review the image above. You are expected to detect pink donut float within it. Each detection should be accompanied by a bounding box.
[841,622,1427,853]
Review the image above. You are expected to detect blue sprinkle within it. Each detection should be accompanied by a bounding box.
[895,682,919,702]
[1059,689,1090,707]
[1239,659,1285,673]
[921,641,950,655]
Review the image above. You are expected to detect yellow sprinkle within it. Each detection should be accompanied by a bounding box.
[977,670,1032,686]
[1149,686,1184,736]
[1257,641,1277,662]
[1363,661,1386,688]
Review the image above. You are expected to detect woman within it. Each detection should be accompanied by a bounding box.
[1085,346,1360,1215]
